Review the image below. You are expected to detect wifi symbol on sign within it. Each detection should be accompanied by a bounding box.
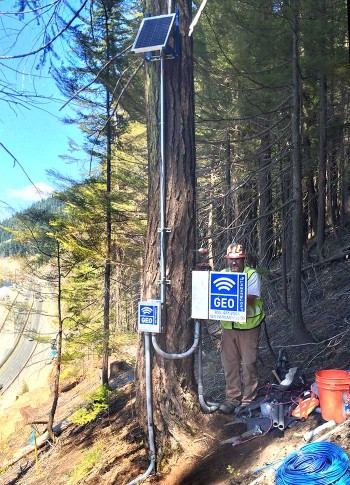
[213,277,236,292]
[141,307,153,315]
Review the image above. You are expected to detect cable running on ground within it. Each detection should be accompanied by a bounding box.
[275,441,350,484]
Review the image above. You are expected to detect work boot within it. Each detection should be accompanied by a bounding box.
[234,400,256,416]
[219,400,240,414]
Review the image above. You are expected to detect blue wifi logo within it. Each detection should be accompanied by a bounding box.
[141,307,153,315]
[209,272,246,319]
[212,277,236,292]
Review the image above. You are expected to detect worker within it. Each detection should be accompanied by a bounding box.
[219,243,265,414]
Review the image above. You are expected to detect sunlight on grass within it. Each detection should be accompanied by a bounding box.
[67,440,104,485]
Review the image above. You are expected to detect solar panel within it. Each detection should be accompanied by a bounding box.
[131,14,176,54]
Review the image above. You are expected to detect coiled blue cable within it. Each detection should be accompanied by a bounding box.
[275,442,350,484]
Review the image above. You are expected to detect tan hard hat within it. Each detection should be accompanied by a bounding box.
[225,243,246,259]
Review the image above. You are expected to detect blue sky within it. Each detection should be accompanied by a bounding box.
[0,83,85,219]
[0,1,86,220]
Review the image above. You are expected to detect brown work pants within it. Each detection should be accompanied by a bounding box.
[221,325,261,405]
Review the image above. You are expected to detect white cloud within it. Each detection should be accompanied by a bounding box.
[8,182,54,202]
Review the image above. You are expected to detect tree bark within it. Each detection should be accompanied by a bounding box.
[316,72,327,258]
[136,0,198,451]
[316,0,328,258]
[224,128,233,244]
[258,119,273,268]
[279,158,289,310]
[102,2,113,385]
[47,241,63,439]
[339,87,350,229]
[290,0,313,343]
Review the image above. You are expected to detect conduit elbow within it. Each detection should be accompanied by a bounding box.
[151,320,200,359]
[198,394,220,413]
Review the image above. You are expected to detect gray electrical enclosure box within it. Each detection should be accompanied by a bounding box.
[138,300,162,333]
[191,271,209,319]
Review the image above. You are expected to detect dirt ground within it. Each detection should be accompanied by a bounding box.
[1,239,350,485]
[1,374,348,485]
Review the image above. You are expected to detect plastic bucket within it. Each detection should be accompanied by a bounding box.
[315,370,350,423]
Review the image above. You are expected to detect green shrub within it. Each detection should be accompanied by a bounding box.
[19,382,29,395]
[60,361,82,380]
[69,385,111,426]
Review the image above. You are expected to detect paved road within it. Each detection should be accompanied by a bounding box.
[0,290,44,394]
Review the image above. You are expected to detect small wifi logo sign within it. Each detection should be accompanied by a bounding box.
[212,277,236,292]
[141,307,153,315]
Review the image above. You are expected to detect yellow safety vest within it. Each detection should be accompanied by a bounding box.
[220,266,265,330]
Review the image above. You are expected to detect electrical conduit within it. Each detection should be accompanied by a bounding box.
[197,322,220,412]
[152,320,218,410]
[129,20,212,480]
[127,333,155,485]
[151,319,200,359]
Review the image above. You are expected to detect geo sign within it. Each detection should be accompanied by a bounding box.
[208,272,247,322]
[138,300,162,333]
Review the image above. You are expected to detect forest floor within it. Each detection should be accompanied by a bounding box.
[0,234,350,485]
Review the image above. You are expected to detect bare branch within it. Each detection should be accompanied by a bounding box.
[0,0,90,60]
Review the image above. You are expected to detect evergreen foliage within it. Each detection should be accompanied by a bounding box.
[69,385,112,426]
[193,0,350,272]
[0,197,64,257]
[0,0,348,366]
[0,0,349,456]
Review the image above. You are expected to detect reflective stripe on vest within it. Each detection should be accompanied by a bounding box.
[220,266,265,330]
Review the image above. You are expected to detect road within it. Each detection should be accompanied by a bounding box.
[0,284,48,395]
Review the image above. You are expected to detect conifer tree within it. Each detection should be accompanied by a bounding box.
[52,0,146,383]
[8,205,76,439]
[136,0,198,451]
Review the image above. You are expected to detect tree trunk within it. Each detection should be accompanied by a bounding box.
[307,173,318,238]
[316,0,328,258]
[112,245,122,332]
[224,128,233,244]
[327,82,340,238]
[208,164,215,268]
[316,72,327,258]
[258,120,273,268]
[102,100,112,386]
[47,241,63,439]
[102,4,113,385]
[290,0,313,343]
[339,87,350,229]
[279,158,289,310]
[302,100,318,239]
[136,0,198,451]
